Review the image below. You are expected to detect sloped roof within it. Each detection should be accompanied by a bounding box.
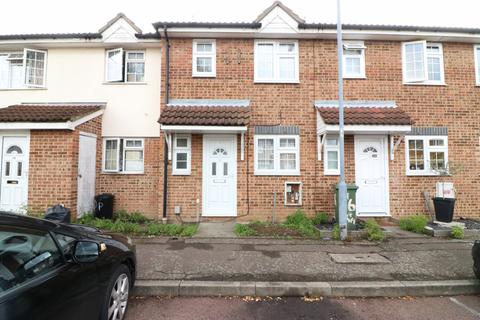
[159,106,250,126]
[317,107,413,126]
[0,104,104,122]
[254,1,305,24]
[99,13,142,34]
[0,33,101,40]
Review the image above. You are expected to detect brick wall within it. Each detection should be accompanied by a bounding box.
[159,38,480,221]
[28,115,102,216]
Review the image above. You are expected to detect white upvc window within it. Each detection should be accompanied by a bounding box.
[254,40,299,83]
[0,49,47,89]
[343,41,366,78]
[103,138,144,173]
[254,135,300,175]
[402,41,444,84]
[192,40,216,77]
[405,135,448,176]
[324,136,340,175]
[474,45,480,85]
[105,49,145,83]
[172,134,191,175]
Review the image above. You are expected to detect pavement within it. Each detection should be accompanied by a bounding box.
[125,295,480,320]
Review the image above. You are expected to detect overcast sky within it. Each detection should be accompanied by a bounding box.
[0,0,479,34]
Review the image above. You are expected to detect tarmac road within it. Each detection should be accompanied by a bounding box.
[125,295,480,320]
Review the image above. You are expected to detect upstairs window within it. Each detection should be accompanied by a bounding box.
[0,49,47,89]
[254,40,299,83]
[105,49,145,83]
[405,135,448,176]
[192,40,216,77]
[475,45,480,85]
[103,138,144,173]
[343,41,366,78]
[172,135,191,175]
[402,41,444,84]
[254,135,300,175]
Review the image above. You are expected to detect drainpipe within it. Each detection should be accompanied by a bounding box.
[161,25,170,223]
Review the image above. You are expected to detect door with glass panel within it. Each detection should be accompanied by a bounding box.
[0,136,29,213]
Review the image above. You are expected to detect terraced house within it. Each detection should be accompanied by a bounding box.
[0,2,478,222]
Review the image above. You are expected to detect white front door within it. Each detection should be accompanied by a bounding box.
[354,135,389,216]
[0,136,29,213]
[77,133,97,217]
[202,135,237,216]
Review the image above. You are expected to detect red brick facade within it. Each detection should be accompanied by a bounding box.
[158,38,480,222]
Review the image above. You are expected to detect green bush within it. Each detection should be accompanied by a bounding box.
[399,215,428,234]
[311,212,329,225]
[364,219,385,242]
[181,224,198,237]
[332,224,340,240]
[114,210,130,221]
[77,213,96,226]
[127,212,149,224]
[284,210,318,237]
[234,224,257,236]
[450,226,464,239]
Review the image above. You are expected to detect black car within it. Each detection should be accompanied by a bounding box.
[0,212,135,320]
[474,240,480,279]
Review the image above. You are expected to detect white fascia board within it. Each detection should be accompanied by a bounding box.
[325,124,412,134]
[70,109,105,128]
[161,125,247,133]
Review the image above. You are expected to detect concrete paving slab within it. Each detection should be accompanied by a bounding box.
[194,222,237,238]
[329,253,390,264]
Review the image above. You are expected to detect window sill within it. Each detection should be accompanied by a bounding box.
[403,82,446,86]
[254,79,300,84]
[102,82,147,85]
[0,87,47,91]
[324,172,340,176]
[285,203,302,207]
[254,172,300,176]
[101,171,145,175]
[172,172,191,176]
[192,74,216,78]
[344,75,366,80]
[406,173,449,177]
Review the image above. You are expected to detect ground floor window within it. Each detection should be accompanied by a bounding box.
[103,138,144,173]
[405,135,448,175]
[324,136,340,175]
[172,134,191,175]
[254,135,300,175]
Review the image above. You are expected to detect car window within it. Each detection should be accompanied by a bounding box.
[0,225,63,295]
[53,233,77,259]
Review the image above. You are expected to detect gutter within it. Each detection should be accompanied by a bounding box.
[162,25,170,222]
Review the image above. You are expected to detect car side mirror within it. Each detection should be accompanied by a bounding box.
[74,241,100,263]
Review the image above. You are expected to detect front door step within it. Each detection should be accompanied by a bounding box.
[329,253,391,264]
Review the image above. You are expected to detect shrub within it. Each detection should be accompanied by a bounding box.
[284,210,318,237]
[399,215,428,234]
[364,219,385,242]
[234,224,257,236]
[180,224,198,237]
[332,224,340,240]
[77,213,96,226]
[450,226,464,239]
[127,212,149,224]
[114,210,130,221]
[311,212,329,225]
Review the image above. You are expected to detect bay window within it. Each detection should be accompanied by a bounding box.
[405,136,448,175]
[103,138,144,173]
[402,41,444,84]
[192,40,216,77]
[255,135,300,175]
[254,40,299,83]
[0,49,47,89]
[172,135,191,175]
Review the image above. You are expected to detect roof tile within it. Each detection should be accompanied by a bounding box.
[318,107,413,125]
[159,106,250,126]
[0,104,103,122]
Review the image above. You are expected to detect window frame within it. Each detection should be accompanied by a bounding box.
[0,49,47,89]
[343,41,366,79]
[405,135,448,176]
[102,138,145,174]
[254,40,299,83]
[124,50,146,83]
[192,40,216,78]
[402,41,445,85]
[254,135,300,176]
[172,134,192,175]
[474,45,480,86]
[324,135,340,175]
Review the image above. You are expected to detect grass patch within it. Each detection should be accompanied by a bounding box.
[450,226,464,239]
[311,212,329,225]
[332,224,340,240]
[364,219,385,242]
[76,212,197,237]
[399,215,429,234]
[234,224,258,236]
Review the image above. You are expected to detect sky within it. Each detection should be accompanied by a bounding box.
[0,0,479,35]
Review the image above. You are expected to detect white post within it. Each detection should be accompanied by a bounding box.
[336,0,348,240]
